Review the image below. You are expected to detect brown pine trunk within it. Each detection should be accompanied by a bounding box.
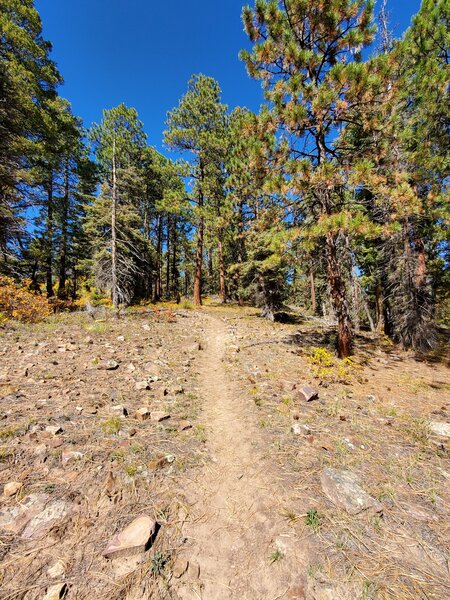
[172,216,178,297]
[154,215,163,301]
[375,279,385,333]
[237,199,245,306]
[57,160,70,299]
[165,216,170,297]
[193,216,204,306]
[325,231,353,358]
[193,164,205,307]
[111,139,118,309]
[46,176,54,298]
[310,271,316,314]
[218,228,226,303]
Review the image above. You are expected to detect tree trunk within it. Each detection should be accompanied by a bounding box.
[325,231,353,358]
[375,279,385,333]
[154,215,163,301]
[310,271,316,314]
[46,176,54,298]
[218,228,226,303]
[165,215,171,297]
[237,199,245,306]
[111,139,118,309]
[193,215,204,306]
[193,164,205,307]
[57,159,70,299]
[172,216,178,298]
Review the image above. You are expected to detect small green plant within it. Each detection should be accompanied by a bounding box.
[253,396,263,407]
[151,551,169,576]
[124,464,138,477]
[270,548,284,563]
[308,347,356,383]
[283,510,298,524]
[101,417,122,434]
[0,424,22,440]
[181,298,193,310]
[305,509,322,532]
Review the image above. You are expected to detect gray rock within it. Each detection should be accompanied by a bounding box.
[151,411,170,422]
[0,493,48,533]
[21,499,70,538]
[98,360,119,370]
[297,385,319,402]
[430,421,450,437]
[320,468,383,515]
[42,583,68,600]
[291,423,311,436]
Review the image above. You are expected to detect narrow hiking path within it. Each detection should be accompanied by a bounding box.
[174,313,309,600]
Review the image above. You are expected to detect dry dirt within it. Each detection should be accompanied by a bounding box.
[0,305,449,600]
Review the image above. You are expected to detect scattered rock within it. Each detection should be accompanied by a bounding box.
[42,583,68,600]
[111,404,128,416]
[297,385,318,402]
[22,499,70,538]
[148,455,175,470]
[102,515,157,558]
[135,407,151,421]
[135,380,150,391]
[47,559,66,579]
[61,450,83,464]
[430,421,450,437]
[172,558,189,578]
[151,411,170,422]
[291,423,310,436]
[320,468,383,516]
[3,481,22,497]
[179,420,192,431]
[117,335,125,342]
[0,493,48,533]
[45,425,63,435]
[98,360,119,371]
[127,362,136,372]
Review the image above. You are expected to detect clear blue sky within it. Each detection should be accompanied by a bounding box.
[35,0,422,155]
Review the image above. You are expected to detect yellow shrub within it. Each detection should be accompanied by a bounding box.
[0,277,52,323]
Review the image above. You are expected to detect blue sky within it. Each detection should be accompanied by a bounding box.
[36,0,422,155]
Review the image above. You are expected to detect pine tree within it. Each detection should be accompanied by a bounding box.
[88,104,147,307]
[164,74,228,306]
[241,0,387,356]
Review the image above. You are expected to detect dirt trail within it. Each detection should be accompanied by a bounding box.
[175,314,309,600]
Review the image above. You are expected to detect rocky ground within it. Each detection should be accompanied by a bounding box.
[0,305,449,600]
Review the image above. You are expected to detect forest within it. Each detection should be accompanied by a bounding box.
[1,0,449,357]
[0,2,450,599]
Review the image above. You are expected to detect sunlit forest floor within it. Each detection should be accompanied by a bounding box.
[0,304,449,600]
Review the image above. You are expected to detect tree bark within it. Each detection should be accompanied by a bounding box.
[325,231,353,358]
[154,214,163,301]
[193,164,205,307]
[46,175,54,298]
[111,139,118,309]
[57,159,70,299]
[310,271,316,314]
[218,228,226,303]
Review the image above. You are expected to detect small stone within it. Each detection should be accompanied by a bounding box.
[320,468,383,516]
[47,559,66,579]
[291,423,310,436]
[127,363,136,372]
[367,394,377,402]
[297,385,319,402]
[117,335,125,342]
[102,515,156,558]
[179,420,192,431]
[48,438,64,448]
[430,421,450,437]
[111,404,128,416]
[45,425,63,435]
[3,481,22,497]
[172,558,189,578]
[42,583,68,600]
[135,407,151,421]
[98,360,119,371]
[151,411,170,422]
[142,323,151,331]
[135,380,150,391]
[61,450,83,464]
